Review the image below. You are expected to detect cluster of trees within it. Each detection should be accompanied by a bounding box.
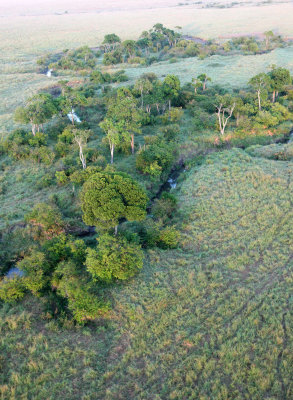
[36,25,289,75]
[0,171,148,323]
[1,39,293,325]
[100,26,289,67]
[38,46,99,72]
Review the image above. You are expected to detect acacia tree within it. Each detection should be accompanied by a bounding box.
[269,66,291,102]
[14,94,57,136]
[215,95,236,136]
[191,77,202,94]
[122,40,137,60]
[249,73,271,110]
[73,129,91,169]
[163,75,180,110]
[81,171,148,235]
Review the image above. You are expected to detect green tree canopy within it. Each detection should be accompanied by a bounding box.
[81,171,148,233]
[14,93,57,136]
[163,75,181,109]
[86,234,144,282]
[269,66,291,102]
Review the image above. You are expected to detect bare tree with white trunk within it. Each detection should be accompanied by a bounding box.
[215,95,236,136]
[73,129,91,169]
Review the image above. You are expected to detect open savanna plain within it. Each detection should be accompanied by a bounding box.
[1,149,292,399]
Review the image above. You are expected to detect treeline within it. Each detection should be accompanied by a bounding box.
[37,25,289,72]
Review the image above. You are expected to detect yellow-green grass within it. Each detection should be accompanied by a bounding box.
[1,149,292,399]
[246,141,293,160]
[111,46,293,87]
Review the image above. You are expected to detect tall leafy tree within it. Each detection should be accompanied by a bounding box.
[249,73,271,110]
[215,94,236,135]
[102,33,121,52]
[197,73,211,91]
[100,88,141,155]
[14,93,57,136]
[134,77,153,108]
[163,75,180,110]
[99,118,121,164]
[81,171,148,234]
[58,86,87,125]
[269,66,291,102]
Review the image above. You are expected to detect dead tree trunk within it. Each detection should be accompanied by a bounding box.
[216,103,235,136]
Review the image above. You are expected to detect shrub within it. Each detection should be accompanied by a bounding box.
[55,170,69,186]
[136,139,175,180]
[160,108,183,124]
[0,277,26,302]
[28,132,47,147]
[30,146,55,165]
[17,251,49,295]
[86,234,144,282]
[36,173,55,189]
[158,226,180,249]
[160,124,180,141]
[152,192,177,221]
[25,203,65,242]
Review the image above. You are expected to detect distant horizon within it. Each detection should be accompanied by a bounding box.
[0,0,290,16]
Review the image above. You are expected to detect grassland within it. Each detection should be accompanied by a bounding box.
[1,149,292,399]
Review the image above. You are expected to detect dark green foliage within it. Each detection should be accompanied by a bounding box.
[51,46,97,71]
[136,137,175,180]
[14,93,57,135]
[81,172,148,230]
[103,49,123,65]
[86,234,143,282]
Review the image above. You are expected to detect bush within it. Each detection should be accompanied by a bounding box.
[158,226,180,249]
[25,203,65,242]
[160,124,180,141]
[18,251,49,296]
[28,132,47,147]
[86,234,144,282]
[0,277,26,302]
[55,170,69,185]
[160,108,183,124]
[152,192,177,222]
[136,138,175,180]
[30,146,55,165]
[36,173,55,189]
